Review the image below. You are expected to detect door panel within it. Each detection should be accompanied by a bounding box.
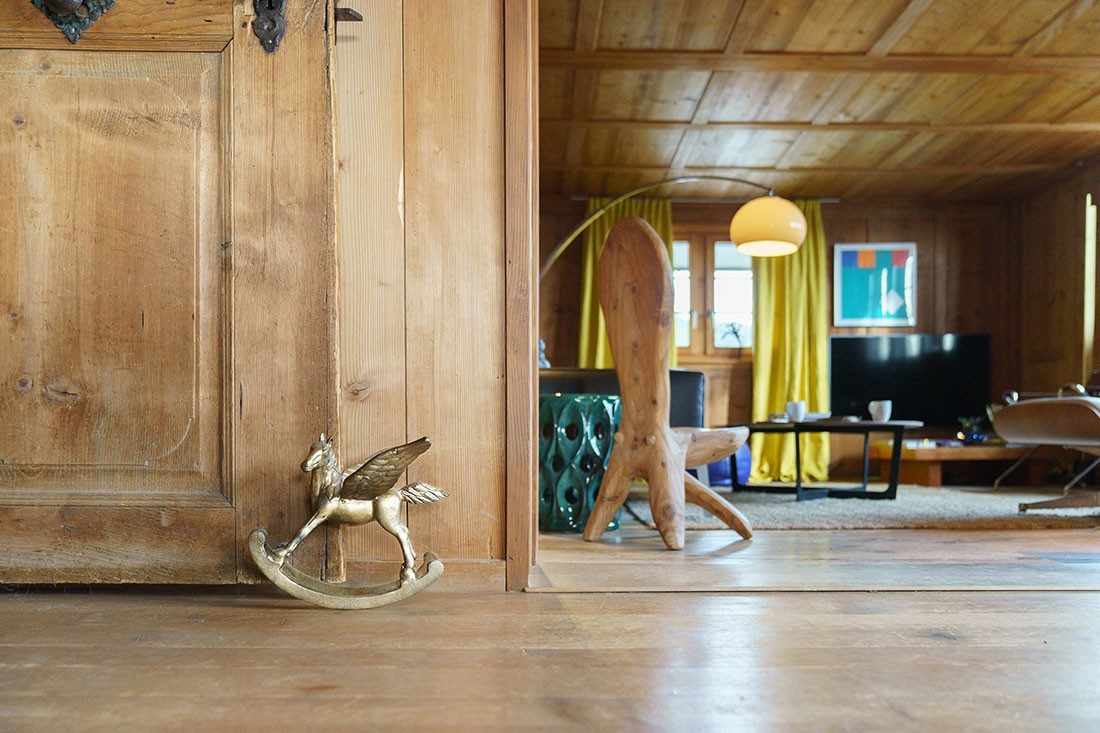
[2,50,223,493]
[0,1,338,583]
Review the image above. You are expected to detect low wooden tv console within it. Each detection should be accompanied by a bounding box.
[869,442,1036,486]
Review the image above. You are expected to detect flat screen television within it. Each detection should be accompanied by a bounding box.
[829,334,991,427]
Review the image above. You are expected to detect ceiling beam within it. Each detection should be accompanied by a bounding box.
[869,0,936,56]
[539,49,1100,75]
[665,71,733,172]
[721,0,761,56]
[572,0,603,52]
[562,0,605,194]
[815,0,937,128]
[540,164,1062,177]
[539,119,1100,134]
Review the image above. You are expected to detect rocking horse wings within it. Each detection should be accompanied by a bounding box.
[339,437,432,501]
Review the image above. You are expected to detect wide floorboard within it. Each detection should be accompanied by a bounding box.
[536,528,1100,591]
[4,528,1100,730]
[2,586,1099,730]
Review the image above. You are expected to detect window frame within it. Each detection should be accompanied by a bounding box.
[672,224,753,363]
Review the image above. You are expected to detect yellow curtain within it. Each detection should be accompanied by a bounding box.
[749,199,830,482]
[577,197,677,368]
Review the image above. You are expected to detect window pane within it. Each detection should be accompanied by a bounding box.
[672,240,690,269]
[713,242,752,349]
[673,270,691,312]
[713,270,752,312]
[674,314,691,348]
[673,270,691,347]
[714,241,751,269]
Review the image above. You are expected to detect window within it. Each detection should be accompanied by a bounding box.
[672,241,693,349]
[672,232,753,359]
[712,242,753,350]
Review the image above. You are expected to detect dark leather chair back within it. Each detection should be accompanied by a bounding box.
[538,367,705,428]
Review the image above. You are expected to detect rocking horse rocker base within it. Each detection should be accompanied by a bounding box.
[249,528,444,610]
[249,434,450,609]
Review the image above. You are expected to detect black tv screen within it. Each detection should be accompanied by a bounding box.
[829,334,991,427]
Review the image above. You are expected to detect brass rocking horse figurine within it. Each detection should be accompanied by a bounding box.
[249,434,448,609]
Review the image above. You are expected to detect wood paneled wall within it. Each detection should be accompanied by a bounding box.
[1014,161,1100,392]
[336,1,521,578]
[822,201,1020,399]
[540,197,586,368]
[821,201,1019,474]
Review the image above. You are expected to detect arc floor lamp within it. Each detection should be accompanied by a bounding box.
[538,175,807,366]
[539,174,807,281]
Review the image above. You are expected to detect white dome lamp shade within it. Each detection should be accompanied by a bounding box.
[729,195,807,257]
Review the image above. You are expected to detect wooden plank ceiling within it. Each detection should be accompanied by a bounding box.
[539,0,1100,201]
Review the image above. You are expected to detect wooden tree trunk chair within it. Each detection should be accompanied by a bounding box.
[582,218,753,550]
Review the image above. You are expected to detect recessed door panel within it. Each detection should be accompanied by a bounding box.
[0,50,223,496]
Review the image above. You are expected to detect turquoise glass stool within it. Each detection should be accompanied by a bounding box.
[538,393,622,532]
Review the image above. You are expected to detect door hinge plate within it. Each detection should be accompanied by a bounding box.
[30,0,115,44]
[252,0,287,53]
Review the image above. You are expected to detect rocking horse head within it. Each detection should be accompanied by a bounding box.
[301,433,335,473]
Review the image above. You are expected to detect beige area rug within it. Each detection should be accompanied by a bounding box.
[622,485,1100,530]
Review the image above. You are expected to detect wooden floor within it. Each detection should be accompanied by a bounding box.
[4,529,1100,731]
[536,527,1100,592]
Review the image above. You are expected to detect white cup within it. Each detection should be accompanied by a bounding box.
[868,400,892,422]
[785,400,807,422]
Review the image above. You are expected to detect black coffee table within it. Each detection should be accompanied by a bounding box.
[727,419,923,501]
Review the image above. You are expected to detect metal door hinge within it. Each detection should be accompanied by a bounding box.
[30,0,115,44]
[252,0,286,53]
[251,2,361,53]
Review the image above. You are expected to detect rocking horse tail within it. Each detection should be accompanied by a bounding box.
[400,482,449,505]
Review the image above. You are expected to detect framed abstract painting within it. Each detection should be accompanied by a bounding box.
[833,243,917,327]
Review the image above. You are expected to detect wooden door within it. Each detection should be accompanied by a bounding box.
[0,1,339,583]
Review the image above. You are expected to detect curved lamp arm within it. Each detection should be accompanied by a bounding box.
[539,175,774,281]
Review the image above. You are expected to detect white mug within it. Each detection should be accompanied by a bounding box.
[785,400,807,422]
[868,400,892,422]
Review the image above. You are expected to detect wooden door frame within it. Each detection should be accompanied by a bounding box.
[504,0,538,591]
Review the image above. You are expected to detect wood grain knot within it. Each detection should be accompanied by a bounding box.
[16,376,33,392]
[345,380,373,402]
[11,116,25,128]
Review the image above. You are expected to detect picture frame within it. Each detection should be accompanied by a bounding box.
[833,243,917,327]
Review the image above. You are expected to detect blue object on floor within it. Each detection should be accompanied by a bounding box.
[705,442,751,487]
[706,457,732,487]
[734,442,751,485]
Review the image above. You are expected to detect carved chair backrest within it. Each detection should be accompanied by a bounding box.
[597,217,674,435]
